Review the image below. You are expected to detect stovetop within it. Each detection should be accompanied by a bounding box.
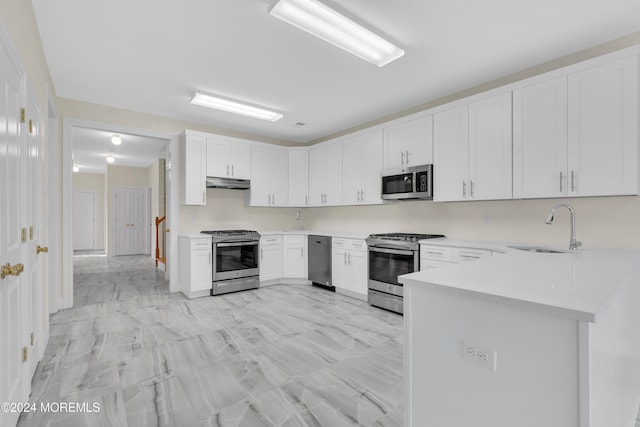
[367,232,445,242]
[200,229,260,242]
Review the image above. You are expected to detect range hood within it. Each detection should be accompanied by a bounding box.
[206,176,250,190]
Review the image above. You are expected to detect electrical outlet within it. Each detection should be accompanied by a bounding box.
[462,339,497,372]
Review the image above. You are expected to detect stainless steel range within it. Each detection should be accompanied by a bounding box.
[366,232,444,314]
[200,230,260,296]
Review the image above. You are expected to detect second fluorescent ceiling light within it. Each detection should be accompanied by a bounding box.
[190,93,283,122]
[269,0,404,67]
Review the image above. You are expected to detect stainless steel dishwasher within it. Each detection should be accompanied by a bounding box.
[308,235,334,290]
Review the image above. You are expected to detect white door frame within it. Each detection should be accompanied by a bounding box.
[45,83,59,314]
[72,190,97,251]
[61,118,178,309]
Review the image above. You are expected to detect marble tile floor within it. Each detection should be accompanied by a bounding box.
[18,255,405,427]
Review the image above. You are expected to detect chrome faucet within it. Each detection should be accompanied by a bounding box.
[545,203,582,250]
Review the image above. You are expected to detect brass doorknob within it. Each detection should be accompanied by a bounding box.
[1,262,24,279]
[37,245,48,254]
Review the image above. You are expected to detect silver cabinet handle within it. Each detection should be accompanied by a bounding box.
[227,164,229,176]
[400,152,404,165]
[305,195,308,205]
[470,180,474,198]
[462,181,467,198]
[560,171,563,193]
[261,248,263,258]
[300,247,303,258]
[348,253,352,265]
[571,171,576,192]
[202,191,205,203]
[406,150,410,165]
[344,252,347,264]
[209,252,211,264]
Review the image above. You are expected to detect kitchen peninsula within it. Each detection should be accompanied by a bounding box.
[400,244,640,427]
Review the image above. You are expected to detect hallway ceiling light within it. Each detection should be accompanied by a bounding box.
[73,165,79,172]
[111,134,122,145]
[269,0,404,67]
[106,155,115,163]
[190,92,283,122]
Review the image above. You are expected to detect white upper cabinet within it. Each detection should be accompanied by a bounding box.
[468,92,513,201]
[289,149,309,206]
[383,115,433,170]
[513,76,569,198]
[181,133,206,205]
[309,140,343,206]
[567,55,638,197]
[206,136,251,179]
[343,130,384,205]
[434,93,512,201]
[433,105,469,201]
[249,145,288,206]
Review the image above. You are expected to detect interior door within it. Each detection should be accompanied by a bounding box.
[115,187,149,256]
[73,190,96,250]
[0,44,28,427]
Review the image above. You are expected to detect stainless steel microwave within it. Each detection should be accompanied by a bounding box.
[381,165,433,200]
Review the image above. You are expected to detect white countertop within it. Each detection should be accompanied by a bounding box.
[258,230,370,240]
[400,246,640,322]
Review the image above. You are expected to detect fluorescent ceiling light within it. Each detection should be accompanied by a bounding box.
[269,0,404,67]
[190,92,283,122]
[111,135,122,145]
[106,155,115,164]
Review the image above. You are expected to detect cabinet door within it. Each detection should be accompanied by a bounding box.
[249,146,272,206]
[283,236,307,279]
[260,243,283,281]
[308,146,326,206]
[206,138,229,177]
[383,123,406,169]
[191,249,212,292]
[325,141,343,205]
[183,135,206,205]
[406,115,433,166]
[347,250,368,296]
[568,56,638,197]
[331,248,349,289]
[513,77,568,198]
[229,143,251,179]
[468,93,513,200]
[289,150,309,206]
[342,135,364,205]
[434,105,469,201]
[271,149,289,206]
[362,130,384,204]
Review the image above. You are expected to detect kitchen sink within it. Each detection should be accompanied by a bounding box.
[507,245,566,253]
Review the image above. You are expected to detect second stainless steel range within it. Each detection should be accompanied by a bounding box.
[200,230,260,295]
[366,232,444,314]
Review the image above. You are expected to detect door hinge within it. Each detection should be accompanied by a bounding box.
[22,347,27,363]
[20,108,25,123]
[21,228,27,243]
[30,333,34,346]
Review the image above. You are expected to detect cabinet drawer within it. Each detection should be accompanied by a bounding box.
[260,235,283,246]
[333,238,347,249]
[334,238,366,252]
[420,258,454,271]
[284,235,305,245]
[420,245,453,262]
[191,238,212,250]
[348,239,367,252]
[453,247,492,263]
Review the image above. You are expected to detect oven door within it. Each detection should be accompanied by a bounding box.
[368,246,418,296]
[213,241,259,281]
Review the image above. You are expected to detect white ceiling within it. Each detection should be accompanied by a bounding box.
[32,0,640,144]
[72,127,167,174]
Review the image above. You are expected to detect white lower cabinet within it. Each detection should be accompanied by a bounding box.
[332,238,368,298]
[260,235,283,282]
[420,243,492,271]
[178,236,212,298]
[283,235,308,279]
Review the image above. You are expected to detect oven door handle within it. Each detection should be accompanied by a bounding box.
[368,246,414,256]
[216,241,259,248]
